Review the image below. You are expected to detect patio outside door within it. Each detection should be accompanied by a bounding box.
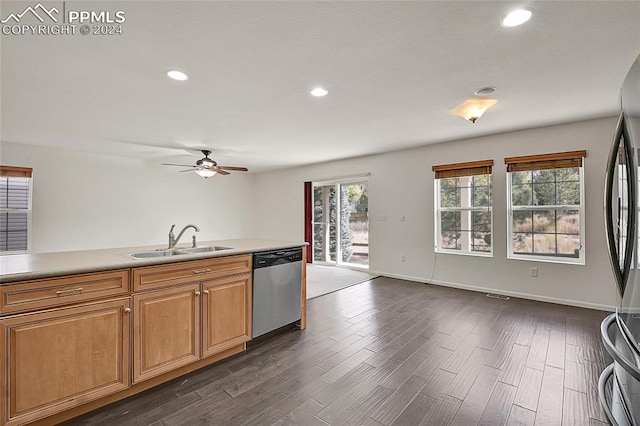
[312,180,369,269]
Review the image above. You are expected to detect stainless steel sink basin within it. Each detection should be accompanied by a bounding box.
[128,249,187,259]
[181,246,232,253]
[129,246,232,259]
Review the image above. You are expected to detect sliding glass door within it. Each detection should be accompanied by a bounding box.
[312,179,369,269]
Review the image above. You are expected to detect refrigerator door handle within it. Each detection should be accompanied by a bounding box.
[601,313,640,381]
[604,113,636,297]
[599,364,620,426]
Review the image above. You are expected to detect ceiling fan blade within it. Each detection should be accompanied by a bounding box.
[179,169,196,173]
[217,166,248,172]
[210,167,229,175]
[162,163,195,168]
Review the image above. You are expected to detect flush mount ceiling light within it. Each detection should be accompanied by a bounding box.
[310,87,328,97]
[502,9,533,27]
[167,70,189,81]
[452,98,498,123]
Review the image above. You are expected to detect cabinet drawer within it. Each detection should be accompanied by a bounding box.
[132,254,252,292]
[0,270,130,315]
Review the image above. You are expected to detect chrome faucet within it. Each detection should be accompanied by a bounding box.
[168,224,200,249]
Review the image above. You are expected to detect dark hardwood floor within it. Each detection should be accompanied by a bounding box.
[63,277,610,425]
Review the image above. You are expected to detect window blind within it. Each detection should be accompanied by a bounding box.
[504,150,586,172]
[0,166,32,252]
[432,160,493,179]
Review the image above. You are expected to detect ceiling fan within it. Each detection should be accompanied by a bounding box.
[161,150,248,178]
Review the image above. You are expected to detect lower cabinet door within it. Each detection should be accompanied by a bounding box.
[133,283,201,383]
[202,273,252,358]
[0,298,131,425]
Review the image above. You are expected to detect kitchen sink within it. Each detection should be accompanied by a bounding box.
[181,246,232,253]
[128,249,187,259]
[128,246,232,259]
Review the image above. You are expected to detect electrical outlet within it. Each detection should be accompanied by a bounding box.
[401,255,406,262]
[400,215,405,221]
[530,267,538,277]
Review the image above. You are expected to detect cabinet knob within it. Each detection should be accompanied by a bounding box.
[124,308,131,313]
[203,290,210,294]
[195,291,201,296]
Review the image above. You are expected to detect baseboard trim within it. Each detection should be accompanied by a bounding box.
[368,270,615,312]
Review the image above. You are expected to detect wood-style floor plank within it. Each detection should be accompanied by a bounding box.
[513,366,543,412]
[562,388,590,426]
[507,404,536,426]
[534,365,565,426]
[449,364,500,425]
[497,343,530,386]
[390,393,436,426]
[477,381,517,425]
[59,277,610,426]
[370,375,427,425]
[419,394,462,426]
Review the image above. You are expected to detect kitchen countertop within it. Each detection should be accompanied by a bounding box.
[0,238,308,283]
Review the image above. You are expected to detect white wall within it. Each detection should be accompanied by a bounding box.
[1,117,620,309]
[252,117,620,310]
[1,142,255,253]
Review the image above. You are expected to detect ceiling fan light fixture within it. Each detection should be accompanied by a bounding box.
[195,169,217,178]
[451,98,498,123]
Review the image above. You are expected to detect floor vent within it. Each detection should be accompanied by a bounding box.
[486,293,510,300]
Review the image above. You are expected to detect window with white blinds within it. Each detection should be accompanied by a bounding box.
[0,166,32,253]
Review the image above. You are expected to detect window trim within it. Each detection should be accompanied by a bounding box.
[0,166,33,255]
[505,152,586,265]
[433,160,494,257]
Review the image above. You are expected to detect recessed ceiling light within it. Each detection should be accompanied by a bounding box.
[310,87,328,97]
[474,86,497,96]
[167,70,189,81]
[502,9,533,27]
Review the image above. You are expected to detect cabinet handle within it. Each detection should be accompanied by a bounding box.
[195,291,201,296]
[124,308,131,313]
[193,268,212,274]
[55,287,83,296]
[203,290,209,294]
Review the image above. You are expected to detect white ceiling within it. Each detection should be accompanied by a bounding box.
[2,1,640,172]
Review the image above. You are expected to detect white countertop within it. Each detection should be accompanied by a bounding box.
[0,239,307,283]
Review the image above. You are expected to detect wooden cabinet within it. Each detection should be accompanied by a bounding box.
[0,298,131,426]
[132,283,201,383]
[131,254,252,382]
[202,273,252,358]
[0,249,302,425]
[0,269,129,315]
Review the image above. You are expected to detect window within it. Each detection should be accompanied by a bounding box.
[0,166,32,254]
[433,160,493,256]
[506,151,586,264]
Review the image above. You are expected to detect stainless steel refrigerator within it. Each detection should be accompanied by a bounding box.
[600,54,640,426]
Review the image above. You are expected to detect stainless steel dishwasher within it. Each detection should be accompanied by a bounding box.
[252,248,302,338]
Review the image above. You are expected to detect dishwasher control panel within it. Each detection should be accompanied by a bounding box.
[253,248,303,269]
